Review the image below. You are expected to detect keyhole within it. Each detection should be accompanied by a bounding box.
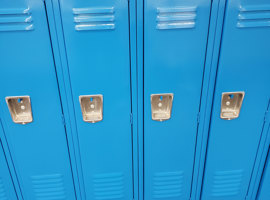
[17,98,23,103]
[159,96,163,101]
[90,97,93,102]
[228,94,234,99]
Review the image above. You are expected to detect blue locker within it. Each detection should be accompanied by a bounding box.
[56,0,133,199]
[143,0,212,199]
[0,138,17,200]
[0,0,76,199]
[201,0,270,199]
[257,148,270,200]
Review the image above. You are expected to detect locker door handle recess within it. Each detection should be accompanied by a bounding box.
[220,92,245,120]
[79,95,103,123]
[6,96,33,124]
[151,93,174,121]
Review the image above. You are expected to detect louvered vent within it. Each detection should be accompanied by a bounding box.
[153,171,183,199]
[93,172,125,200]
[31,174,67,200]
[156,7,197,30]
[211,170,243,197]
[73,7,115,31]
[237,5,270,28]
[0,7,34,32]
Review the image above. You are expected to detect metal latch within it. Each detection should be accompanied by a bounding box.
[220,92,245,120]
[6,96,33,124]
[151,93,174,121]
[79,95,103,123]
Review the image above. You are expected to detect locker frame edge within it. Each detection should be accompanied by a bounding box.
[191,0,227,199]
[254,143,270,200]
[247,101,270,200]
[45,0,84,199]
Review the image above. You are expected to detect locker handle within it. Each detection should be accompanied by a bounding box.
[151,93,174,121]
[220,92,245,120]
[79,95,103,123]
[6,96,33,124]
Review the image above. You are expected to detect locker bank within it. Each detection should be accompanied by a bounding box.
[0,0,270,200]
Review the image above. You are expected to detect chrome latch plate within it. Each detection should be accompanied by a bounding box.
[6,96,33,124]
[220,92,245,120]
[79,95,103,123]
[151,93,174,121]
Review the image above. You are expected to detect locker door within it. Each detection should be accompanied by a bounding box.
[257,149,270,200]
[201,0,270,200]
[0,0,76,199]
[144,0,211,199]
[58,0,133,199]
[0,138,17,200]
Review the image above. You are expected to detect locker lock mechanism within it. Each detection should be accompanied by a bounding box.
[6,96,33,124]
[79,95,103,123]
[151,93,174,121]
[220,92,245,120]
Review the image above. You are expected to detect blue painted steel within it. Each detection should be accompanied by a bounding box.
[248,102,270,200]
[201,0,270,200]
[143,0,212,199]
[0,138,18,200]
[257,148,270,200]
[0,120,23,200]
[57,0,133,199]
[191,0,227,199]
[136,0,144,198]
[0,0,76,199]
[44,0,83,199]
[128,0,140,199]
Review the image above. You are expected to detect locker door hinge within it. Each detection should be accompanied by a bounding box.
[130,113,133,126]
[197,112,200,124]
[61,114,66,126]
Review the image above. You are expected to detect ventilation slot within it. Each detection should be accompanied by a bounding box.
[237,5,270,28]
[93,172,124,200]
[73,7,115,31]
[31,174,67,200]
[0,178,7,200]
[153,171,183,199]
[156,7,197,30]
[0,7,34,32]
[211,170,243,197]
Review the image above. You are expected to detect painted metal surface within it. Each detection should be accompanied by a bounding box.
[201,0,270,199]
[248,102,270,200]
[0,138,17,200]
[0,0,76,199]
[57,0,133,199]
[191,1,227,199]
[143,0,212,199]
[257,148,270,200]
